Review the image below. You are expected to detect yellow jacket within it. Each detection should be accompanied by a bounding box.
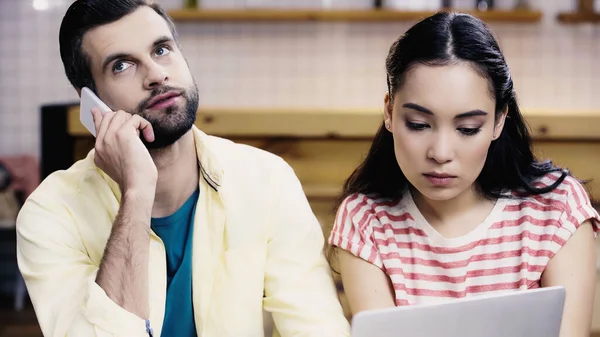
[16,126,350,337]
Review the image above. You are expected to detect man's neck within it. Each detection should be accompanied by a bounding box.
[149,130,199,218]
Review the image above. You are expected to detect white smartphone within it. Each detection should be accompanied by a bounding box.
[80,87,111,137]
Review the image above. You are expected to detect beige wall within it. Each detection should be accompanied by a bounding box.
[0,0,599,156]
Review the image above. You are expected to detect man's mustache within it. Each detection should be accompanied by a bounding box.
[135,86,186,112]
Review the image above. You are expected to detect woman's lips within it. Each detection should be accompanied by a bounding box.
[423,173,456,186]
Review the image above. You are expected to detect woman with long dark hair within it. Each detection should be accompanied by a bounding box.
[328,11,599,336]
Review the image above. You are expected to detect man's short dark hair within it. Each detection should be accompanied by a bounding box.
[59,0,178,93]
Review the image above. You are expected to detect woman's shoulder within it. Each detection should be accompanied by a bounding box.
[338,192,410,213]
[339,192,393,208]
[336,192,411,227]
[505,172,599,233]
[520,172,592,210]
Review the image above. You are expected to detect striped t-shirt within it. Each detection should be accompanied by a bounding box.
[329,173,600,306]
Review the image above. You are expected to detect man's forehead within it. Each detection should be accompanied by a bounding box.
[82,6,172,62]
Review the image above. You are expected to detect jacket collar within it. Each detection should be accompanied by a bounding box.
[191,126,223,192]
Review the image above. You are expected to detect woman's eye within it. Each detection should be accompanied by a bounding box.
[406,122,429,131]
[458,127,482,136]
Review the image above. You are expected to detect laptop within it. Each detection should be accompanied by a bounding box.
[351,286,565,337]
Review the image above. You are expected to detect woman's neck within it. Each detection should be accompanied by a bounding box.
[411,186,496,238]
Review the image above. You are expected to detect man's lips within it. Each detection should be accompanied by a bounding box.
[146,92,181,109]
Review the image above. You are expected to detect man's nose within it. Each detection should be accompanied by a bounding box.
[143,62,169,89]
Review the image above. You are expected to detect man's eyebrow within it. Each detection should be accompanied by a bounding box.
[101,36,175,73]
[102,53,130,73]
[152,36,174,48]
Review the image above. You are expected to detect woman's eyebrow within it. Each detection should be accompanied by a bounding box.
[402,102,489,119]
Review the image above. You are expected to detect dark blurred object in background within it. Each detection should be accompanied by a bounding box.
[515,0,530,10]
[0,156,39,312]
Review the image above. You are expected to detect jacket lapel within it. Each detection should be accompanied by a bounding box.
[191,127,226,335]
[192,180,225,335]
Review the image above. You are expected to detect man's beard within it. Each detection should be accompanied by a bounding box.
[133,84,199,150]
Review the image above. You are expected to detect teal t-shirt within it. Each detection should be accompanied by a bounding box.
[151,188,199,337]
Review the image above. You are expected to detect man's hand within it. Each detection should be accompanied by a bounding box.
[91,108,156,319]
[91,108,157,194]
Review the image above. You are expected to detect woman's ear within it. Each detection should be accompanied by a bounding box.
[493,107,508,140]
[384,92,393,132]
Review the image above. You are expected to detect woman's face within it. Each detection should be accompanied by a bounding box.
[384,63,507,202]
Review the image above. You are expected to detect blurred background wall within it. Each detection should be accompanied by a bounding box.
[0,0,598,157]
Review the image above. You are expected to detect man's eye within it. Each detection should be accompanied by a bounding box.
[155,46,171,57]
[113,61,132,73]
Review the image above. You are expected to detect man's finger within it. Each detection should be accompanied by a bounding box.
[96,110,117,141]
[105,111,131,139]
[91,108,104,136]
[127,115,155,143]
